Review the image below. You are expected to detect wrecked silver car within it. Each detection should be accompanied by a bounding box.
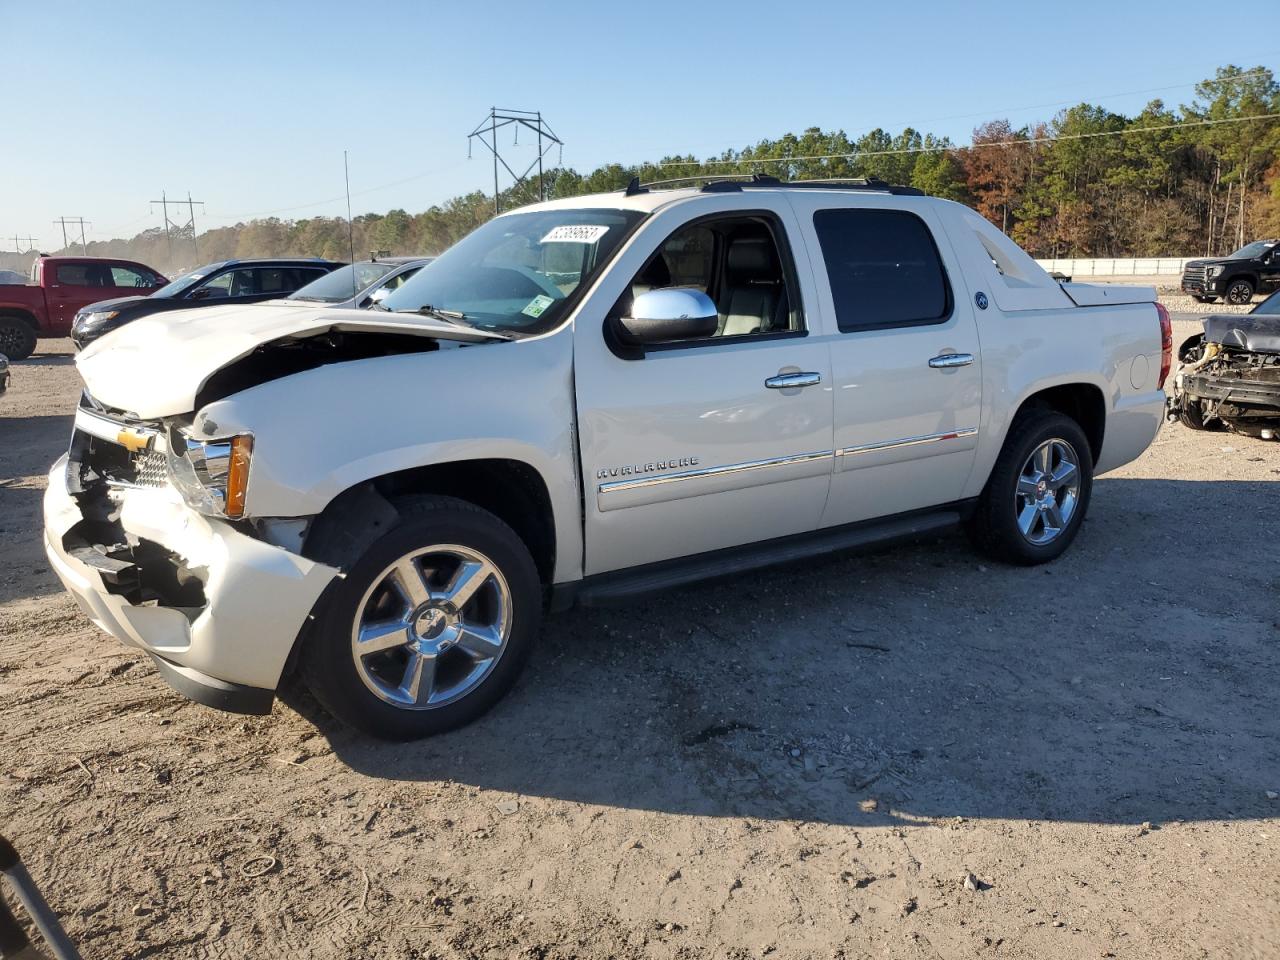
[1170,294,1280,438]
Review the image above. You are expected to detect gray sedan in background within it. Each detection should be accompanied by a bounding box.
[280,256,433,310]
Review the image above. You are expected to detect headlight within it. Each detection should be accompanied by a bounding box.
[1207,265,1224,278]
[78,309,119,325]
[167,428,254,518]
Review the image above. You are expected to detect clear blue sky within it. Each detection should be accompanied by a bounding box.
[2,0,1276,247]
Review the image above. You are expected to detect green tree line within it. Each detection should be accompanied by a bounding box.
[9,63,1279,277]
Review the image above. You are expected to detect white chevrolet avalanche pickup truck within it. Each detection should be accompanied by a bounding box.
[44,176,1171,739]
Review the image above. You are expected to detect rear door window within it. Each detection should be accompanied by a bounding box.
[56,264,113,287]
[812,209,951,332]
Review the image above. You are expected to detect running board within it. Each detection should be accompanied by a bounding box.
[559,503,971,609]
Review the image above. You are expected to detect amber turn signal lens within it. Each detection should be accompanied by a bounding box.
[225,435,254,519]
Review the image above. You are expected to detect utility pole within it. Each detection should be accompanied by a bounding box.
[9,235,36,254]
[52,217,89,254]
[151,191,205,261]
[467,108,563,214]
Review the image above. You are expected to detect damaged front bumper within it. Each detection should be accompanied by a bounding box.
[43,456,338,714]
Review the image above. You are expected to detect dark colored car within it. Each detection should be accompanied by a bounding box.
[1168,290,1280,437]
[1180,239,1280,305]
[71,257,344,348]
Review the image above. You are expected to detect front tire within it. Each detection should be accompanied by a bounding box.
[0,316,36,361]
[1177,399,1216,431]
[1226,278,1255,305]
[968,411,1094,565]
[302,495,541,740]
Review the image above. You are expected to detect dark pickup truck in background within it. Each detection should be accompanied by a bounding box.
[1181,239,1280,305]
[0,256,167,359]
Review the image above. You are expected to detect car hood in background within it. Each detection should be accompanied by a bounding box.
[78,294,151,313]
[76,304,507,419]
[1202,313,1280,355]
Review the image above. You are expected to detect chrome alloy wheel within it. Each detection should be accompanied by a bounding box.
[1014,438,1081,546]
[350,544,512,710]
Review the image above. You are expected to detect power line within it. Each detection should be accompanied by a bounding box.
[151,191,204,260]
[205,159,471,222]
[52,217,89,254]
[7,235,37,255]
[467,107,563,214]
[658,112,1280,169]
[575,64,1279,176]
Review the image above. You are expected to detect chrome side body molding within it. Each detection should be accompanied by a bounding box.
[596,429,979,511]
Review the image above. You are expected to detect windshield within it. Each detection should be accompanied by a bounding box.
[288,262,395,302]
[151,264,217,298]
[379,208,645,334]
[1252,290,1280,315]
[1227,241,1274,260]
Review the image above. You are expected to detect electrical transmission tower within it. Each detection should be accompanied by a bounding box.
[468,108,563,214]
[151,191,205,261]
[8,235,37,254]
[52,217,89,254]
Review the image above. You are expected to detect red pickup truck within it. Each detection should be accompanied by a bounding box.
[0,256,167,359]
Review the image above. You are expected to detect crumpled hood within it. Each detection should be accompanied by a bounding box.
[1202,313,1280,355]
[76,303,505,418]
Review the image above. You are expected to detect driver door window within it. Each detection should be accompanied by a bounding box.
[619,215,802,342]
[110,266,155,289]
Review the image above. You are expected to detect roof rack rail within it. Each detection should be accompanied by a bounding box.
[623,173,924,196]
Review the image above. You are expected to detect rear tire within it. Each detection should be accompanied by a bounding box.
[968,411,1094,565]
[301,495,541,740]
[0,316,36,361]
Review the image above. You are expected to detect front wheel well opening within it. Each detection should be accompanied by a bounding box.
[1014,383,1105,463]
[305,459,557,586]
[0,310,38,329]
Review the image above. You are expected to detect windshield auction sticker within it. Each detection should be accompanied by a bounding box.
[541,225,610,244]
[521,294,555,318]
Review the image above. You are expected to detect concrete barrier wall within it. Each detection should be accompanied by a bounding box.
[1034,257,1196,276]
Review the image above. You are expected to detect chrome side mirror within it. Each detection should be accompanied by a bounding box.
[619,288,718,343]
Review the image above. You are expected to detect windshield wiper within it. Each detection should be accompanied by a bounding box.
[390,304,513,339]
[394,304,468,322]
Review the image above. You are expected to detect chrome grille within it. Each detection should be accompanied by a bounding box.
[132,449,170,487]
[1183,266,1206,282]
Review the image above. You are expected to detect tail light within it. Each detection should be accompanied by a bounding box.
[1156,301,1173,389]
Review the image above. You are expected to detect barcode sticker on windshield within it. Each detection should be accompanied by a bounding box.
[541,225,610,244]
[521,294,555,318]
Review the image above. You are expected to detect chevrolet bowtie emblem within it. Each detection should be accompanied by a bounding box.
[116,429,152,453]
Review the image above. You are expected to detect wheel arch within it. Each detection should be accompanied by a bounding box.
[1010,381,1107,465]
[0,308,39,329]
[301,457,558,587]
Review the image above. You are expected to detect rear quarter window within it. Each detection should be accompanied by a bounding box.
[813,208,951,332]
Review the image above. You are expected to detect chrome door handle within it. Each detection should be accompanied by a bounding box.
[928,353,974,369]
[765,372,822,389]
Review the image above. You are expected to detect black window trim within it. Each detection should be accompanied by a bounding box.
[813,207,955,334]
[605,207,808,360]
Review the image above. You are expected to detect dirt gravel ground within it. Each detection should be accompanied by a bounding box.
[1,329,1278,960]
